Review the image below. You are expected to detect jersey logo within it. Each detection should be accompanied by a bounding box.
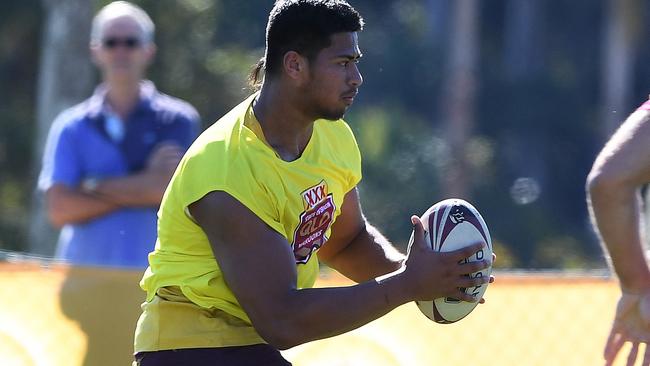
[292,180,335,264]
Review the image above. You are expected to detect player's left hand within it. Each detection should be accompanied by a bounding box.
[478,253,496,305]
[604,291,650,366]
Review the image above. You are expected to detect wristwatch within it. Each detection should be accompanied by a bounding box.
[81,178,100,193]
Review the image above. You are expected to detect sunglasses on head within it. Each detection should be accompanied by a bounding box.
[102,37,142,49]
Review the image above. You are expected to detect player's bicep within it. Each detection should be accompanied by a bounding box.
[318,187,365,263]
[188,191,298,323]
[592,110,650,185]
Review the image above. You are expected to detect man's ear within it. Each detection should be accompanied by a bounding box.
[143,43,157,66]
[89,44,102,67]
[283,51,308,81]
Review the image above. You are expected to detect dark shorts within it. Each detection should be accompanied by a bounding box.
[134,344,292,366]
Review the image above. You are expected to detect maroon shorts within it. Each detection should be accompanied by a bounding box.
[134,344,292,366]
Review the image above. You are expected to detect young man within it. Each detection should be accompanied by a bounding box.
[588,97,650,366]
[133,1,492,364]
[39,1,199,268]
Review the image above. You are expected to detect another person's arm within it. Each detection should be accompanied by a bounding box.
[587,107,650,291]
[90,143,183,206]
[587,106,650,365]
[40,115,124,227]
[45,184,119,228]
[45,143,182,227]
[189,191,490,350]
[93,113,199,206]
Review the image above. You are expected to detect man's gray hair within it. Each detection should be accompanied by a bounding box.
[90,1,155,45]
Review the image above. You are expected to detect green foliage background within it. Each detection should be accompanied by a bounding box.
[1,0,649,269]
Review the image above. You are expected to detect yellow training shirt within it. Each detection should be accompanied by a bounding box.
[134,94,362,351]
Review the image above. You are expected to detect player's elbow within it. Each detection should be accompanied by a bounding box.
[255,320,303,350]
[249,303,310,350]
[261,330,299,351]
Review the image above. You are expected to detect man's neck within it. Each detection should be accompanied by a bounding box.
[104,80,141,120]
[253,82,315,162]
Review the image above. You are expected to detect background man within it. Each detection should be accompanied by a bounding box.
[39,1,200,268]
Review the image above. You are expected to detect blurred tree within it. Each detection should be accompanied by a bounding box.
[425,0,450,48]
[0,0,648,269]
[439,0,479,198]
[0,1,43,252]
[28,0,94,255]
[503,0,543,81]
[133,0,265,125]
[600,0,643,139]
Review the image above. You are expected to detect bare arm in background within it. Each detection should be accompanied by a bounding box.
[46,143,182,227]
[587,107,650,366]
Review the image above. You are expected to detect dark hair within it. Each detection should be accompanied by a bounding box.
[248,0,364,89]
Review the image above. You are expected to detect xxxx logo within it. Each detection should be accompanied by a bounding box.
[302,180,327,210]
[292,180,335,264]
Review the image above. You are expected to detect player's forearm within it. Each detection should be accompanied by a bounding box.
[323,223,405,283]
[46,185,119,227]
[587,179,650,291]
[92,171,169,207]
[257,270,410,349]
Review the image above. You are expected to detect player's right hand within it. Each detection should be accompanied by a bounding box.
[401,215,491,303]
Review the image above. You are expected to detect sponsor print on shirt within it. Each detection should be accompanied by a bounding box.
[292,180,336,264]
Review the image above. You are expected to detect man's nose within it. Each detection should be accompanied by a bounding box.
[349,63,363,88]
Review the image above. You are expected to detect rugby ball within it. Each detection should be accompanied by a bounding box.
[415,198,492,324]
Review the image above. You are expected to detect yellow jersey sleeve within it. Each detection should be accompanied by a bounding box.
[174,126,284,236]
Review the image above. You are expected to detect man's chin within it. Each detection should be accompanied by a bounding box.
[321,115,345,121]
[107,70,143,82]
[107,65,141,74]
[320,108,347,121]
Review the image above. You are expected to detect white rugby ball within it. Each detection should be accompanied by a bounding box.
[415,198,492,324]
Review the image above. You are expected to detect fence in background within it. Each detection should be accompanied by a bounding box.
[0,257,634,366]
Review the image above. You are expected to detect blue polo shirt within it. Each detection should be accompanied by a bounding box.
[38,81,200,268]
